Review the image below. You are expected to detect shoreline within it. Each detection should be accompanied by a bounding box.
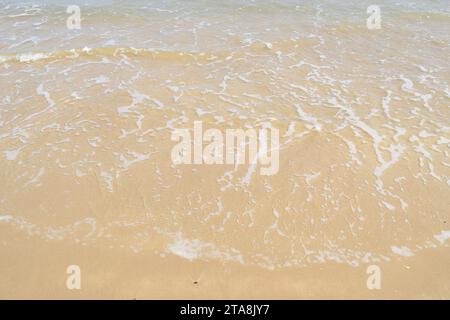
[2,236,450,299]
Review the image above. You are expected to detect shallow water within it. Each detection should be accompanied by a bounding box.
[0,0,449,294]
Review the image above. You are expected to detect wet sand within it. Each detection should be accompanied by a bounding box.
[0,1,449,299]
[2,235,450,299]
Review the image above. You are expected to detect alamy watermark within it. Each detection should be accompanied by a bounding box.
[366,5,381,30]
[366,264,381,290]
[66,264,81,290]
[170,121,279,175]
[66,5,81,30]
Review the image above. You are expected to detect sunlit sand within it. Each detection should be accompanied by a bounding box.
[0,1,449,299]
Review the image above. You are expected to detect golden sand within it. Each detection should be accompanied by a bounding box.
[0,1,449,299]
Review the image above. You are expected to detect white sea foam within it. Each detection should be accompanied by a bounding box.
[391,246,414,257]
[4,148,21,160]
[434,231,450,244]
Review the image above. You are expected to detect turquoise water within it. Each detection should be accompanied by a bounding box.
[1,0,449,53]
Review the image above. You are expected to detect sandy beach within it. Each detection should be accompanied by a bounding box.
[0,0,449,299]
